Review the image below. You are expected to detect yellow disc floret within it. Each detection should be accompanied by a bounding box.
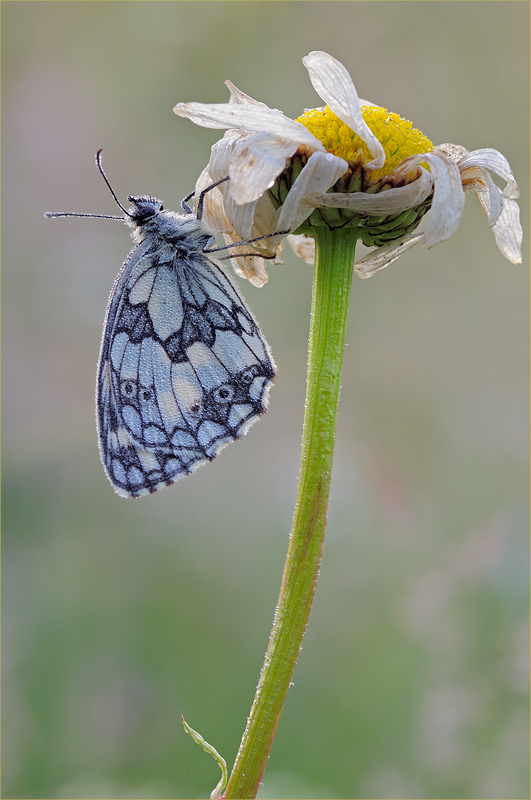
[297,105,433,181]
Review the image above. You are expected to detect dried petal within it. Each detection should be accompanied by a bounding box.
[229,132,299,205]
[302,167,433,213]
[302,51,386,169]
[476,192,523,264]
[417,153,465,248]
[276,151,349,233]
[174,100,324,149]
[354,233,424,278]
[459,148,519,199]
[288,234,316,264]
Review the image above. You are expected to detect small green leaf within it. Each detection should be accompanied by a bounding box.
[181,714,228,799]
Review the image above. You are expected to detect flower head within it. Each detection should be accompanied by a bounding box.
[174,51,522,285]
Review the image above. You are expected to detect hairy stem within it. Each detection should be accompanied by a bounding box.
[225,226,358,799]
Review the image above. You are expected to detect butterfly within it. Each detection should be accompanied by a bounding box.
[45,151,284,497]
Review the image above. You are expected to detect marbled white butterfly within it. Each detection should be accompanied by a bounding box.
[45,152,283,497]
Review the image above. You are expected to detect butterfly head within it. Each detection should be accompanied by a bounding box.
[125,195,166,242]
[127,195,163,221]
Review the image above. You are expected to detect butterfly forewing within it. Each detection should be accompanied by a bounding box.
[96,213,275,497]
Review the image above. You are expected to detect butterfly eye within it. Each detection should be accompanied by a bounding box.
[140,387,153,402]
[213,384,235,404]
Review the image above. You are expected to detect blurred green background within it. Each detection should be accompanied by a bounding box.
[2,2,529,798]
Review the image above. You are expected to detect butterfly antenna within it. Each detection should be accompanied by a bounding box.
[182,176,230,219]
[95,149,131,217]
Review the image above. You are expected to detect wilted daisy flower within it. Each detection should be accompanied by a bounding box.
[172,56,523,796]
[174,51,522,285]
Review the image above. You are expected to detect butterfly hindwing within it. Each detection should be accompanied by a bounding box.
[97,231,275,498]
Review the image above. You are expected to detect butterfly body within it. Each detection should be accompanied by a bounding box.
[96,195,275,497]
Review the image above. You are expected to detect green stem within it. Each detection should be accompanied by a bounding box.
[225,226,358,799]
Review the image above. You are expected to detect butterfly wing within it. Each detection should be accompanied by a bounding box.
[97,240,275,497]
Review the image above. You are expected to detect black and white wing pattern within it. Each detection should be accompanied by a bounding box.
[96,199,275,498]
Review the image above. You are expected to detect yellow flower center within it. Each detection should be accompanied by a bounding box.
[297,105,433,181]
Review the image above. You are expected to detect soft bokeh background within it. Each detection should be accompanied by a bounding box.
[2,2,529,798]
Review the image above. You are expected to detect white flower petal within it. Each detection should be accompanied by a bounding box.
[459,148,519,199]
[222,233,271,287]
[231,258,270,287]
[460,167,503,226]
[193,137,243,232]
[249,192,281,243]
[197,136,277,242]
[224,80,269,107]
[276,151,348,233]
[302,51,386,170]
[287,234,315,264]
[408,153,465,248]
[190,164,281,285]
[354,233,424,278]
[174,100,324,150]
[197,143,259,241]
[203,134,239,182]
[302,167,433,213]
[481,172,505,226]
[476,192,523,264]
[193,165,235,235]
[224,196,258,243]
[225,189,284,259]
[433,142,469,164]
[228,132,299,205]
[456,166,487,194]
